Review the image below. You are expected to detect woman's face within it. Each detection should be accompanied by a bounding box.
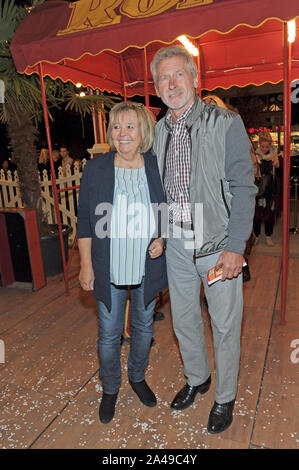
[111,109,142,158]
[259,140,271,154]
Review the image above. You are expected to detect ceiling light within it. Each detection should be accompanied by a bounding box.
[177,35,199,57]
[288,19,296,43]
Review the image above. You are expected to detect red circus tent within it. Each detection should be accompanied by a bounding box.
[10,0,299,322]
[11,0,299,96]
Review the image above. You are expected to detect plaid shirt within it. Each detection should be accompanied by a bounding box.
[164,104,193,223]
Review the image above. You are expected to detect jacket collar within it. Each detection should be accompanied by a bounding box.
[164,95,205,132]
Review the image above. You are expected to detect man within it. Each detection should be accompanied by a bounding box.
[59,145,74,175]
[151,46,257,434]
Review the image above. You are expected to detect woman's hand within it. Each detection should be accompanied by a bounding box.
[79,265,95,291]
[148,238,164,259]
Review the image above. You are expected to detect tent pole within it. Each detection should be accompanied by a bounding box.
[89,88,101,144]
[196,41,202,98]
[281,22,292,324]
[143,47,150,107]
[120,57,127,102]
[38,63,69,295]
[89,88,107,144]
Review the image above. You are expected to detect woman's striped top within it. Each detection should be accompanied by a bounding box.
[110,166,156,286]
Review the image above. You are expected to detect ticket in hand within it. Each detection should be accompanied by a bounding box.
[207,259,247,285]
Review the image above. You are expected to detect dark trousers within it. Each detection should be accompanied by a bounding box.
[253,202,275,237]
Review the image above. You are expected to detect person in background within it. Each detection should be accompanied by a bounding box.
[59,145,74,175]
[253,131,280,247]
[38,148,50,175]
[201,95,228,109]
[74,158,83,171]
[1,160,10,173]
[151,46,256,434]
[42,149,63,178]
[77,101,168,425]
[1,159,16,174]
[51,149,61,174]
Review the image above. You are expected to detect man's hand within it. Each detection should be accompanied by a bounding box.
[79,266,95,291]
[148,238,164,258]
[215,251,243,281]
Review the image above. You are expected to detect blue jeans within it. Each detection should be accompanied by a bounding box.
[97,277,156,394]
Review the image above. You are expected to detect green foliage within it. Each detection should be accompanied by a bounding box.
[0,0,118,125]
[0,0,23,41]
[64,90,119,117]
[0,0,118,230]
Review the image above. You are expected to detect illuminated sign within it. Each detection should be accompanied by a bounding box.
[58,0,213,35]
[248,126,285,134]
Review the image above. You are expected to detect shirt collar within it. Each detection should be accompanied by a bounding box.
[166,101,194,128]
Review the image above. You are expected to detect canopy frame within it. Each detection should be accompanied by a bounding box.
[12,2,295,322]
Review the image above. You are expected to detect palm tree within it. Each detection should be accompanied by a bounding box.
[0,0,117,234]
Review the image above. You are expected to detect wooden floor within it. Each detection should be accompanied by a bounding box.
[0,232,298,449]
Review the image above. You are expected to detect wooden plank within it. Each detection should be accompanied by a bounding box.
[275,257,299,323]
[0,274,76,334]
[0,252,80,334]
[0,288,98,399]
[0,381,66,449]
[0,253,296,449]
[250,320,299,448]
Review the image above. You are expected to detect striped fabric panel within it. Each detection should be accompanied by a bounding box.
[110,166,156,286]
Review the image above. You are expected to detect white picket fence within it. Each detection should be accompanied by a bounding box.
[0,159,88,243]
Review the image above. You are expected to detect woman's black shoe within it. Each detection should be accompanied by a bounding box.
[129,379,156,407]
[99,392,118,424]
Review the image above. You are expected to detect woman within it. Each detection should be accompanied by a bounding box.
[77,101,168,424]
[253,131,280,246]
[38,147,50,175]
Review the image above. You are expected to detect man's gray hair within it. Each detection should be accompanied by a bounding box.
[150,45,198,85]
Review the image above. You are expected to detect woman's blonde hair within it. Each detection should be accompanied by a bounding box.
[39,148,49,164]
[259,131,272,144]
[202,94,228,110]
[107,101,156,153]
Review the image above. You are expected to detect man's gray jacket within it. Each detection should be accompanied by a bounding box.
[152,95,257,257]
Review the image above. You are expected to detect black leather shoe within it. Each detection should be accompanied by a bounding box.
[129,379,156,407]
[207,399,235,434]
[99,392,118,424]
[171,376,211,411]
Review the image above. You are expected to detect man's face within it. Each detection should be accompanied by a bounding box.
[155,55,198,119]
[60,147,68,159]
